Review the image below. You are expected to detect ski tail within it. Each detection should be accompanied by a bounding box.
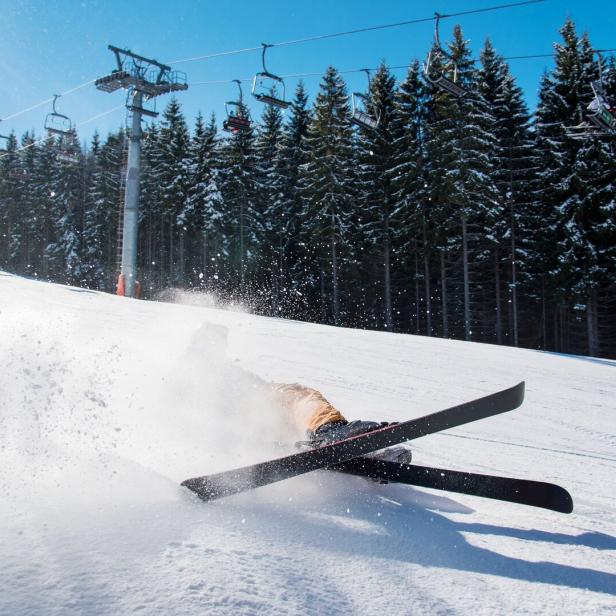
[335,458,573,514]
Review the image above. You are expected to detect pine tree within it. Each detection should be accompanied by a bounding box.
[424,26,501,342]
[254,101,286,312]
[534,18,612,354]
[218,98,257,296]
[47,130,83,284]
[355,63,398,330]
[184,113,223,288]
[82,131,120,289]
[479,40,538,347]
[158,98,191,286]
[389,61,428,336]
[300,67,356,325]
[139,124,163,292]
[597,57,616,356]
[16,132,40,276]
[280,82,312,318]
[0,133,22,270]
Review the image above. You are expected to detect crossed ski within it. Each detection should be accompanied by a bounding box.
[181,382,573,513]
[333,458,573,513]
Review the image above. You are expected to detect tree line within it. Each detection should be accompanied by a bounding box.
[1,19,615,358]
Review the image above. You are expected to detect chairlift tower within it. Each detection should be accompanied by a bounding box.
[95,45,188,298]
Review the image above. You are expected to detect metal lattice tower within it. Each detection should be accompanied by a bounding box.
[95,45,188,298]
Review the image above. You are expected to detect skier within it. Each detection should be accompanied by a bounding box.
[189,323,412,463]
[266,382,413,464]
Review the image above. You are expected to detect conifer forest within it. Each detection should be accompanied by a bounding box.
[1,19,615,358]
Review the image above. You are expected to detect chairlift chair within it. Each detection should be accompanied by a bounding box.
[45,94,73,136]
[223,103,251,133]
[251,44,291,109]
[223,80,252,133]
[423,13,466,98]
[567,52,616,139]
[350,69,381,130]
[586,79,616,134]
[351,92,380,130]
[0,133,9,154]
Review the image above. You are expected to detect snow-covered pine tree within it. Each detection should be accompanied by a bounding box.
[157,98,191,287]
[479,41,538,347]
[300,67,356,326]
[598,57,616,356]
[82,131,124,290]
[183,113,223,290]
[355,63,398,330]
[478,40,508,345]
[424,26,501,343]
[452,31,502,345]
[139,124,164,292]
[254,101,286,313]
[280,82,312,319]
[81,131,105,288]
[388,60,427,335]
[218,98,257,297]
[423,43,463,339]
[15,132,40,277]
[534,18,614,355]
[46,129,83,284]
[0,133,22,271]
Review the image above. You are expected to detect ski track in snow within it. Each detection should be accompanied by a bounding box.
[0,271,615,615]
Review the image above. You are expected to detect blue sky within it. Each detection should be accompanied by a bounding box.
[1,0,615,144]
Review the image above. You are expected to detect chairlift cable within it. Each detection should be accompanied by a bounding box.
[168,0,546,65]
[2,0,610,127]
[506,48,616,60]
[191,44,616,88]
[1,78,97,123]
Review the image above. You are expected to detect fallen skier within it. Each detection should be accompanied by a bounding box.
[265,382,412,464]
[187,323,411,463]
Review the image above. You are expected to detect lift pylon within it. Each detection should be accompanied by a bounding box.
[95,45,189,298]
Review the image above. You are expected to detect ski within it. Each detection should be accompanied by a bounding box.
[181,381,525,502]
[332,457,573,513]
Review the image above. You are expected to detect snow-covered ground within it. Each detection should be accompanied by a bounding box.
[1,271,615,615]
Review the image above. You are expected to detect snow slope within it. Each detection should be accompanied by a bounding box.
[1,271,615,615]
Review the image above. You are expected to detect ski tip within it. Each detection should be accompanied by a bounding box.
[555,487,574,514]
[519,380,525,396]
[510,381,525,408]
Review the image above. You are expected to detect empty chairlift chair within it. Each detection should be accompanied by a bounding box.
[252,44,291,109]
[223,80,252,133]
[45,95,80,163]
[45,95,73,135]
[350,69,381,130]
[423,13,465,99]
